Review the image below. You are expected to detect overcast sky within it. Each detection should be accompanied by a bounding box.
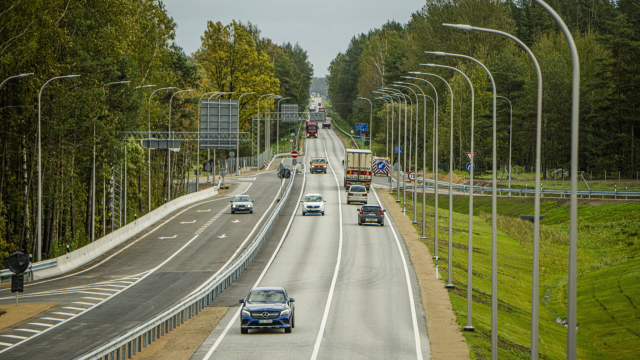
[162,0,425,77]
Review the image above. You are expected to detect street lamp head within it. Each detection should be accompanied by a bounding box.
[442,23,472,31]
[424,51,446,56]
[420,64,439,68]
[135,84,156,89]
[18,73,35,78]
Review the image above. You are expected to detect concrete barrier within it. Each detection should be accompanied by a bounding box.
[32,185,220,280]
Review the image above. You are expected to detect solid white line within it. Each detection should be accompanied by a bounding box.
[28,323,54,328]
[201,139,309,360]
[1,335,27,340]
[310,139,344,360]
[372,188,423,360]
[96,284,127,288]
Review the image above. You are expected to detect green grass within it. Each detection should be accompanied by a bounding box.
[391,191,640,359]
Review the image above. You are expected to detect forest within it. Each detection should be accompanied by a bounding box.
[0,0,312,264]
[327,0,640,176]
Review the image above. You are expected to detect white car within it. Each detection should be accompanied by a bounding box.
[300,194,326,216]
[231,195,254,214]
[346,185,368,205]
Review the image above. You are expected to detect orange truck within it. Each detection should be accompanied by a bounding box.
[309,157,328,174]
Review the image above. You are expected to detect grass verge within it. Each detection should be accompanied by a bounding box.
[390,191,640,359]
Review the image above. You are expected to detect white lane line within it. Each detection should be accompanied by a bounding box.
[51,312,75,317]
[86,288,119,292]
[72,302,96,306]
[310,140,345,360]
[81,297,105,301]
[372,188,423,360]
[96,284,127,288]
[180,220,197,224]
[217,234,228,239]
[15,329,40,334]
[2,183,253,292]
[61,307,86,311]
[77,291,112,296]
[28,323,54,328]
[231,220,240,223]
[197,209,211,212]
[40,317,65,322]
[1,335,27,340]
[0,342,13,347]
[159,235,177,239]
[202,148,308,359]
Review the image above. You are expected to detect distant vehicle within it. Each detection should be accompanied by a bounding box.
[301,193,326,216]
[239,287,295,334]
[318,108,325,113]
[322,120,331,129]
[230,195,254,214]
[310,157,328,174]
[347,185,368,204]
[306,121,318,138]
[318,102,322,107]
[357,205,386,226]
[343,149,373,190]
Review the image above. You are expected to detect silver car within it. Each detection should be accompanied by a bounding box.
[301,194,326,216]
[231,195,254,214]
[346,185,368,205]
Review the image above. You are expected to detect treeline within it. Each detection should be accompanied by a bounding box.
[310,77,328,96]
[0,1,312,264]
[327,0,640,174]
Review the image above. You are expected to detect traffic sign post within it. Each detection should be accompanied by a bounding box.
[356,123,369,132]
[291,150,298,159]
[408,171,416,182]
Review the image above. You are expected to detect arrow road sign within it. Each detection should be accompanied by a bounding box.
[466,162,476,171]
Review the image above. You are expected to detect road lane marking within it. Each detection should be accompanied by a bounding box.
[61,307,86,312]
[81,297,104,301]
[202,148,308,359]
[372,188,423,359]
[159,235,177,239]
[310,140,345,360]
[51,312,75,317]
[180,220,197,224]
[40,318,65,322]
[197,209,211,212]
[0,342,13,347]
[15,329,40,334]
[217,234,228,238]
[28,323,54,328]
[1,335,27,340]
[72,302,96,306]
[231,220,240,223]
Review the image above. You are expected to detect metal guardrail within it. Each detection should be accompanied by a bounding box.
[118,131,251,141]
[78,168,297,359]
[0,259,58,280]
[395,176,640,198]
[330,118,359,149]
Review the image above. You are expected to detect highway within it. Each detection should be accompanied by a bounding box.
[193,126,430,359]
[0,171,287,359]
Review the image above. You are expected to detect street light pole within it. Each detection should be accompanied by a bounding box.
[426,50,498,357]
[357,97,372,149]
[496,96,513,190]
[256,94,277,167]
[384,88,410,212]
[265,95,281,160]
[196,92,218,191]
[276,97,290,155]
[237,92,256,175]
[0,73,34,90]
[168,89,195,202]
[374,91,397,189]
[375,96,391,158]
[37,74,80,261]
[147,87,175,213]
[383,88,404,203]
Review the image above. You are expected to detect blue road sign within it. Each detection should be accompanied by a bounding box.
[376,161,386,170]
[360,133,364,141]
[466,162,476,171]
[395,146,402,154]
[356,123,369,131]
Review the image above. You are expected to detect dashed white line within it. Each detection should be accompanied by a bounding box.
[72,302,96,306]
[51,312,75,317]
[81,297,105,301]
[61,307,86,311]
[40,317,64,322]
[159,235,177,239]
[15,329,40,334]
[0,342,13,347]
[28,323,54,328]
[180,220,197,224]
[1,335,27,340]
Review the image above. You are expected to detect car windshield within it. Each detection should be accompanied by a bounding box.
[308,126,317,130]
[363,206,381,213]
[350,186,366,192]
[312,158,326,163]
[248,290,286,303]
[304,195,322,202]
[234,196,251,202]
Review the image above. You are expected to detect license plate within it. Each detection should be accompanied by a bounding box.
[366,218,376,222]
[259,319,273,324]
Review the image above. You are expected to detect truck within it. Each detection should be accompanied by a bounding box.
[343,149,373,190]
[309,157,328,173]
[306,121,318,138]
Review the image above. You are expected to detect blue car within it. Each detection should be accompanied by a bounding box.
[239,287,295,334]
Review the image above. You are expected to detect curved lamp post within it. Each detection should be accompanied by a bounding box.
[426,50,498,354]
[383,87,410,210]
[147,87,175,212]
[168,90,195,201]
[37,74,81,261]
[496,96,513,191]
[357,97,372,149]
[0,73,34,90]
[374,90,400,190]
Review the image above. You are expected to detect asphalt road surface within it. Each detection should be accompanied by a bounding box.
[193,127,430,359]
[0,171,286,359]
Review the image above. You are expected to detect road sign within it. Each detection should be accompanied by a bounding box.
[291,151,298,159]
[408,171,416,181]
[364,140,370,146]
[395,146,402,154]
[289,138,294,144]
[466,162,476,171]
[376,161,386,170]
[356,123,369,131]
[359,133,364,141]
[466,152,477,162]
[229,151,235,158]
[6,252,30,274]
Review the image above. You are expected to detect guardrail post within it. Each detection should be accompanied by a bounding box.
[132,338,136,356]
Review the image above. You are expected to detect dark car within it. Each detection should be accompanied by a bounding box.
[239,287,295,334]
[357,205,386,226]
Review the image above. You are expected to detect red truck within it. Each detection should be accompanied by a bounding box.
[306,121,318,138]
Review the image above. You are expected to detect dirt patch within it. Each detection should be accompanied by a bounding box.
[378,189,471,360]
[131,306,229,360]
[0,303,55,331]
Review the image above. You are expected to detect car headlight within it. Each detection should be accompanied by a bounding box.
[247,204,252,207]
[280,309,291,316]
[242,309,251,317]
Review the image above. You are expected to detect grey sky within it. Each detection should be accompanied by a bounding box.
[162,0,425,77]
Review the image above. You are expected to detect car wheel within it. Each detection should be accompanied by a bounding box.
[241,328,248,334]
[322,211,325,216]
[231,210,235,214]
[285,326,292,334]
[302,212,306,216]
[347,201,350,205]
[358,221,362,226]
[250,210,253,214]
[380,222,385,226]
[292,314,295,328]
